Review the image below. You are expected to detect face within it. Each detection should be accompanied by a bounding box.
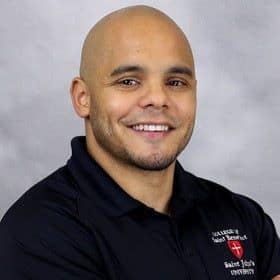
[86,19,196,171]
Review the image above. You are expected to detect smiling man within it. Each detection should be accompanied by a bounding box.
[0,5,279,280]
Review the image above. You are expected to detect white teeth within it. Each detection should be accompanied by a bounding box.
[132,124,169,131]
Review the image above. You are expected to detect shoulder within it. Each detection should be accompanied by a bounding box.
[196,175,279,244]
[1,165,78,232]
[0,166,105,278]
[177,166,267,228]
[0,165,97,261]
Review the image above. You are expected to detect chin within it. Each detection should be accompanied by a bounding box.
[127,153,178,171]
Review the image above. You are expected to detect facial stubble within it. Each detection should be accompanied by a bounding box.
[90,108,195,171]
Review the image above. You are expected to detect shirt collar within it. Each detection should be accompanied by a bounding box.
[67,136,208,220]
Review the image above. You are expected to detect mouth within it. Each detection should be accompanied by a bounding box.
[128,123,174,140]
[131,124,170,132]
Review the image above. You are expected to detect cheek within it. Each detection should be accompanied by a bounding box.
[173,94,196,121]
[89,99,103,122]
[104,94,138,121]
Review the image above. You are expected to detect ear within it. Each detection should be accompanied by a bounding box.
[70,77,90,118]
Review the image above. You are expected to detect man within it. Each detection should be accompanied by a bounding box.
[0,5,279,279]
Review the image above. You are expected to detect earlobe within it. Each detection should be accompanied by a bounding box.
[70,77,90,118]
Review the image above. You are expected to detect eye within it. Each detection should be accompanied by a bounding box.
[167,79,187,87]
[117,79,139,86]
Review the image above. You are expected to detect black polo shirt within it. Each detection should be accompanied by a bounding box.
[0,136,279,279]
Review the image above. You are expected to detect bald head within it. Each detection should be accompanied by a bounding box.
[79,5,194,82]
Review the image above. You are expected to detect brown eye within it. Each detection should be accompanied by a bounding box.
[167,79,186,87]
[118,79,139,86]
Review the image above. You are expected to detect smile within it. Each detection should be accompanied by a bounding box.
[132,124,170,132]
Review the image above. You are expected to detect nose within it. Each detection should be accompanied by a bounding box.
[138,81,170,110]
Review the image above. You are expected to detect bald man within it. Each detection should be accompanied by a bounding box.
[0,5,279,280]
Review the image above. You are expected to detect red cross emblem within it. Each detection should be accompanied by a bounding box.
[227,240,243,259]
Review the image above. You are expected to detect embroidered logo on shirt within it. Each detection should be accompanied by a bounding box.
[211,228,255,276]
[227,240,243,259]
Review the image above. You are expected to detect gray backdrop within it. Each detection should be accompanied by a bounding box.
[1,0,279,232]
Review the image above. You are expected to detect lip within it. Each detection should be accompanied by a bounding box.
[128,123,173,139]
[131,130,171,140]
[128,121,175,129]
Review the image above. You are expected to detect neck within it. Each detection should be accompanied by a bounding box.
[86,133,175,215]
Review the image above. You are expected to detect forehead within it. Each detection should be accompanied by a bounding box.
[100,19,194,72]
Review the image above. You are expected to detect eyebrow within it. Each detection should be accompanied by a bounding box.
[110,65,145,77]
[166,66,194,78]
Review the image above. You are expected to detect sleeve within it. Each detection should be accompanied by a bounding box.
[234,194,280,279]
[256,210,280,279]
[0,198,108,280]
